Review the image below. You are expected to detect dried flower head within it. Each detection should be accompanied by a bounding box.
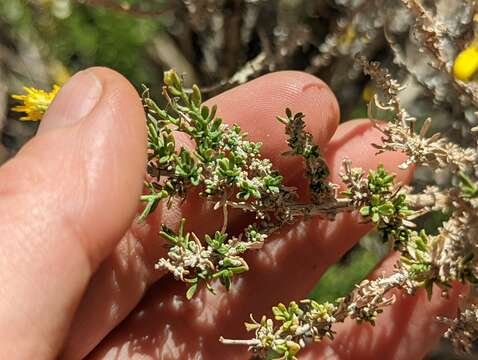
[439,303,478,353]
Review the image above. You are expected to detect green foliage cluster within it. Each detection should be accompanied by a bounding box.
[277,110,332,204]
[52,5,159,84]
[141,69,287,223]
[0,0,161,87]
[158,219,250,299]
[342,165,441,295]
[142,69,314,297]
[245,300,337,360]
[356,165,414,247]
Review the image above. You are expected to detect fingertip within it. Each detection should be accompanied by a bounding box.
[208,71,340,169]
[42,66,144,129]
[15,66,147,264]
[326,119,413,185]
[85,66,148,173]
[256,71,340,147]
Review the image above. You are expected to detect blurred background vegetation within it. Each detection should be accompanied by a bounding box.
[0,1,476,358]
[0,0,168,157]
[0,0,375,156]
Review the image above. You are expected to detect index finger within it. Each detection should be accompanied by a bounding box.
[209,70,339,170]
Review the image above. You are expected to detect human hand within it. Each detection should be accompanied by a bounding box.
[0,68,461,359]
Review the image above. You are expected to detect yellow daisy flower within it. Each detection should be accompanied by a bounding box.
[11,85,61,121]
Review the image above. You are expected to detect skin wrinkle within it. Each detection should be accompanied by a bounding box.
[61,203,97,274]
[70,229,153,355]
[3,139,73,201]
[71,125,111,267]
[302,82,326,92]
[0,191,92,357]
[195,288,225,326]
[0,153,92,285]
[67,132,99,269]
[127,232,152,289]
[72,259,126,351]
[1,204,43,287]
[0,214,49,333]
[253,220,311,270]
[131,227,167,285]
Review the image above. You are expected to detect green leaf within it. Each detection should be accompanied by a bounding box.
[186,282,199,300]
[359,206,370,217]
[286,341,301,356]
[191,84,202,108]
[139,191,169,222]
[245,321,260,331]
[221,274,232,290]
[377,202,394,216]
[164,69,182,90]
[371,212,380,223]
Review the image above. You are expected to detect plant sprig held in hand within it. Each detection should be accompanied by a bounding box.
[140,69,351,298]
[140,62,478,359]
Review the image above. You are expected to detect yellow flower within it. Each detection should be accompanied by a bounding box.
[453,40,478,82]
[11,85,61,121]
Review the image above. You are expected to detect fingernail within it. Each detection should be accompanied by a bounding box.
[38,69,103,133]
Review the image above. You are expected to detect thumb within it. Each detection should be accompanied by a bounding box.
[0,68,146,358]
